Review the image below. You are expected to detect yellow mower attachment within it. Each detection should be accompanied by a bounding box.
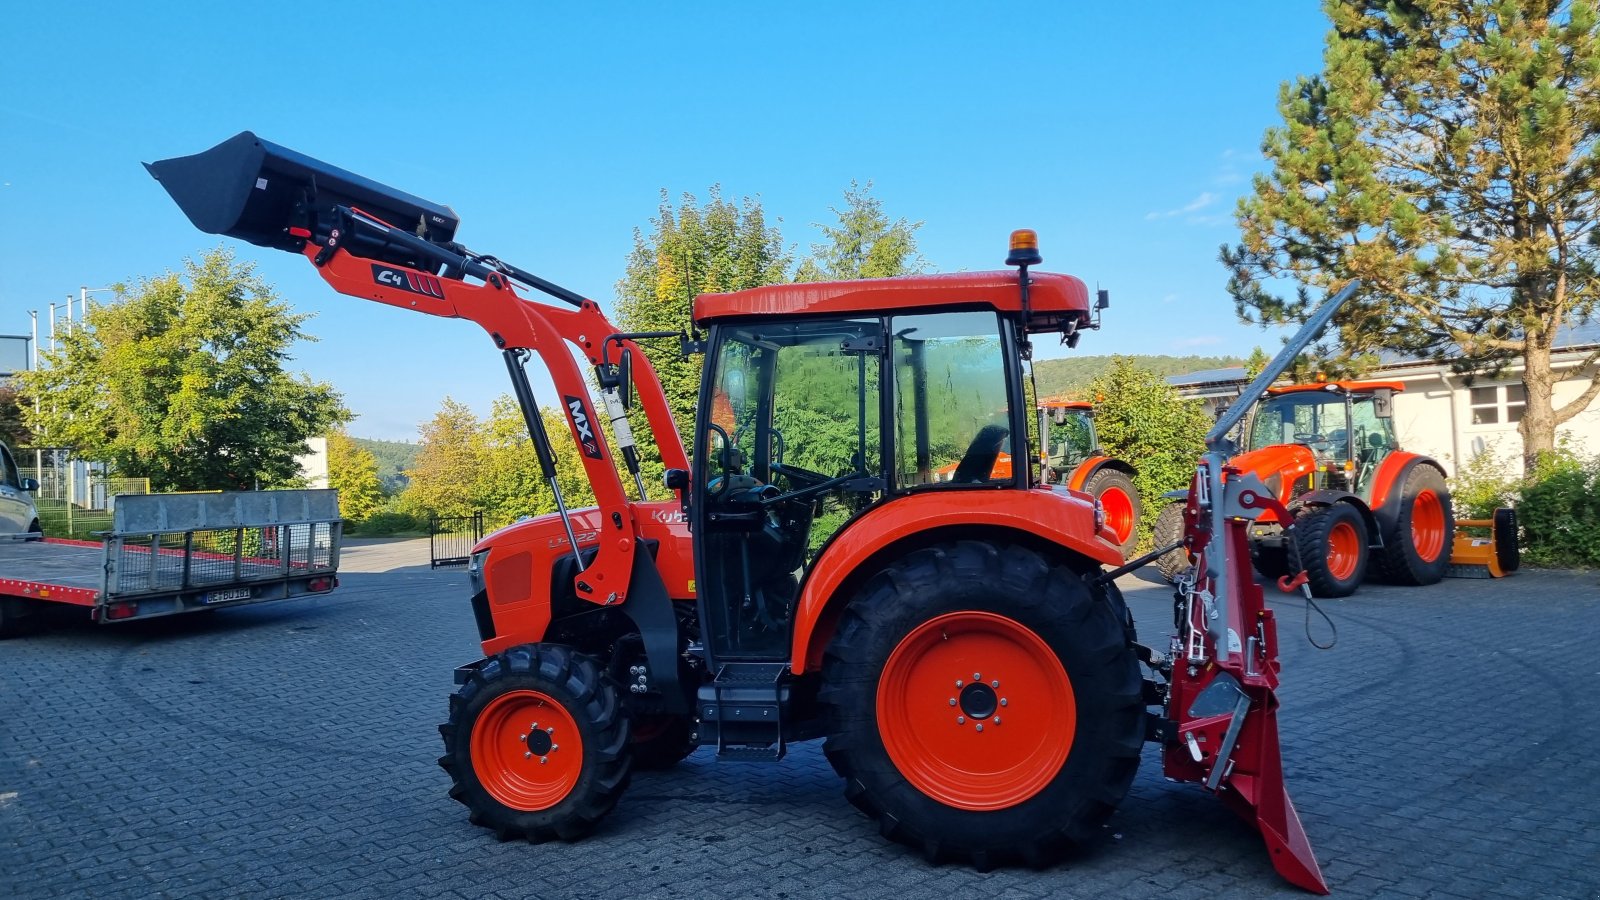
[1446,508,1520,579]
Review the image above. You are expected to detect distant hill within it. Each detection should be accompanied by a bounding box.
[1033,354,1245,399]
[353,437,420,492]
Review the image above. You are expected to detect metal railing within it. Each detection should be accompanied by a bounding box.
[430,512,484,567]
[108,521,341,596]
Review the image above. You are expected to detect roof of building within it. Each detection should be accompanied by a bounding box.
[1166,366,1246,387]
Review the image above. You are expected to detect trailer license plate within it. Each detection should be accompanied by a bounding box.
[204,588,252,604]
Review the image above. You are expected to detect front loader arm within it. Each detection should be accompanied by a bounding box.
[300,214,689,608]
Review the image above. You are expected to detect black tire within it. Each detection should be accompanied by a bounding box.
[25,518,42,541]
[1371,465,1454,586]
[0,597,41,638]
[1151,501,1189,582]
[819,540,1144,869]
[439,643,631,841]
[629,715,695,770]
[1493,508,1520,573]
[1291,503,1369,598]
[1250,542,1291,581]
[1083,468,1141,558]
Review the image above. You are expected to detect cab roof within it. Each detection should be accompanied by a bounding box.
[1039,398,1093,410]
[1265,380,1406,396]
[693,270,1091,328]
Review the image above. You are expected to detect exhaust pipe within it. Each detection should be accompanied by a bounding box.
[144,131,460,274]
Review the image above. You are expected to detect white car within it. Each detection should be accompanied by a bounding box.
[0,440,40,537]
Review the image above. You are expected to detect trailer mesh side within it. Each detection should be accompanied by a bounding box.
[109,522,338,595]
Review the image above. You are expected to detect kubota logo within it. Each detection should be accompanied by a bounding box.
[370,264,446,299]
[564,395,603,459]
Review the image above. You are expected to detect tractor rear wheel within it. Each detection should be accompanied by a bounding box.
[1292,503,1369,598]
[439,643,631,841]
[1084,469,1141,557]
[1152,501,1189,582]
[819,540,1143,869]
[1372,465,1454,586]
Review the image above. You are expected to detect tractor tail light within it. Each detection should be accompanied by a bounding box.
[106,602,138,620]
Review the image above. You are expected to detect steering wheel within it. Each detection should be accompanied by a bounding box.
[770,460,831,489]
[1293,432,1332,449]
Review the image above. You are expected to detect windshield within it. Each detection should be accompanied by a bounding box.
[1248,393,1350,459]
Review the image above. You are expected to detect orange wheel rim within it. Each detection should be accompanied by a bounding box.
[470,690,584,811]
[877,611,1075,811]
[1326,520,1361,581]
[1100,487,1136,545]
[1411,490,1445,562]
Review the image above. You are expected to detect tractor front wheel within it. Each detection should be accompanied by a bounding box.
[1292,503,1369,598]
[820,540,1144,869]
[1084,469,1141,558]
[1372,465,1454,586]
[439,643,631,841]
[1151,501,1189,582]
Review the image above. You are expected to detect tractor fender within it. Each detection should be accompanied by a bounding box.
[1366,452,1450,537]
[789,487,1121,674]
[1065,455,1137,491]
[1293,489,1380,546]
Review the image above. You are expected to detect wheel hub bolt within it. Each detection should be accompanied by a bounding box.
[948,698,956,706]
[520,734,527,742]
[991,680,1000,688]
[524,752,532,759]
[540,757,548,765]
[973,672,981,680]
[994,717,1001,725]
[957,716,966,724]
[976,724,984,733]
[955,680,963,687]
[1000,698,1008,707]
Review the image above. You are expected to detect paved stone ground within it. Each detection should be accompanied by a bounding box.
[2,538,1597,898]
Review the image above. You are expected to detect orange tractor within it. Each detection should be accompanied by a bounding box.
[148,132,1332,892]
[935,400,1140,556]
[1154,380,1454,597]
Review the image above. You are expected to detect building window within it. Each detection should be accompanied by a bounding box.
[1469,383,1526,426]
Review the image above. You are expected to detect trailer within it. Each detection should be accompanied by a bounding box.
[0,489,342,636]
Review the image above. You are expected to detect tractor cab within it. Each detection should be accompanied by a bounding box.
[690,282,1072,663]
[1040,399,1098,476]
[1244,381,1402,497]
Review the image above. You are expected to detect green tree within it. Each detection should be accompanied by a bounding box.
[1224,0,1600,471]
[1086,357,1213,542]
[794,180,925,282]
[0,386,29,450]
[327,430,385,521]
[17,249,347,491]
[615,187,791,444]
[1244,346,1271,381]
[400,397,486,520]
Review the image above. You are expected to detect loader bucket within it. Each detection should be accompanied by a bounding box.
[144,131,459,272]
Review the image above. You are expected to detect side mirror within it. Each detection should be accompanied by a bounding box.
[1096,289,1110,310]
[19,477,38,492]
[1372,388,1394,419]
[618,349,634,411]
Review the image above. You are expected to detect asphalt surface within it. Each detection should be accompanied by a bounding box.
[2,538,1597,899]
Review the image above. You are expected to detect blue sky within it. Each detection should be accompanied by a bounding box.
[0,2,1330,441]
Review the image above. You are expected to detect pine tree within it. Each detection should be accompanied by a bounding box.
[1223,0,1600,470]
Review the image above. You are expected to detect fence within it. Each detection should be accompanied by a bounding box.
[430,512,484,567]
[22,463,151,539]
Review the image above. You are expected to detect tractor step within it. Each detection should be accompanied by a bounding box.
[699,662,790,762]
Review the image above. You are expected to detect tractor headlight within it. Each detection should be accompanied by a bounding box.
[1093,498,1107,536]
[467,549,490,594]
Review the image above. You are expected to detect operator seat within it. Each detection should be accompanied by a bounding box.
[952,424,1010,484]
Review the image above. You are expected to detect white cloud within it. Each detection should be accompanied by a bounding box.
[1145,191,1218,221]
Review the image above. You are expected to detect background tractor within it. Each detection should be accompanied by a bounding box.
[149,132,1331,892]
[1153,380,1454,597]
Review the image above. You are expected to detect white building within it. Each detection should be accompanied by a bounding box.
[1169,324,1600,475]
